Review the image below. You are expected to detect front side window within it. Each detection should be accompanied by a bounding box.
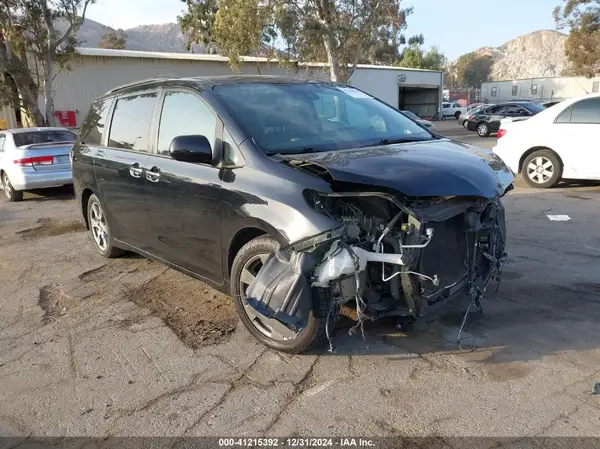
[570,98,600,124]
[213,83,434,154]
[13,130,76,147]
[157,91,217,156]
[80,98,111,146]
[108,92,158,151]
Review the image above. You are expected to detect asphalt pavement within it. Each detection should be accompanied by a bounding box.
[1,136,600,441]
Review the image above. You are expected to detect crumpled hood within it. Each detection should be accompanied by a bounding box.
[280,139,515,198]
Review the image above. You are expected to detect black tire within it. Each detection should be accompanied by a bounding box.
[462,120,469,129]
[521,149,562,189]
[2,172,23,202]
[454,111,461,120]
[476,122,490,137]
[230,235,330,354]
[86,194,124,258]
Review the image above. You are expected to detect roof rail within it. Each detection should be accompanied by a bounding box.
[105,75,178,95]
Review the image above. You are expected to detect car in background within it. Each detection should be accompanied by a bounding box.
[0,127,76,202]
[401,110,435,129]
[493,94,600,188]
[466,101,545,137]
[457,104,491,128]
[441,101,468,119]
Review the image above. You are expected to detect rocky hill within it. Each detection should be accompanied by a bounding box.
[457,30,569,81]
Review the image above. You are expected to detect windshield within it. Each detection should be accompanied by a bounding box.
[213,83,434,154]
[401,110,421,121]
[13,130,76,147]
[521,102,545,114]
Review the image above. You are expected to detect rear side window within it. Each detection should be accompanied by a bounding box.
[157,91,217,156]
[108,92,158,151]
[13,130,76,147]
[570,98,600,124]
[80,98,111,145]
[555,107,572,123]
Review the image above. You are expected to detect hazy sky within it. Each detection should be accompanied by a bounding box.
[86,0,562,60]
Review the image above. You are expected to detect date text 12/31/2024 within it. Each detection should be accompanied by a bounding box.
[218,438,376,447]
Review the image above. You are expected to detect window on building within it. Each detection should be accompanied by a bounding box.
[570,98,600,124]
[80,98,112,146]
[593,81,599,93]
[490,87,497,97]
[512,85,518,96]
[108,92,158,151]
[531,84,538,95]
[157,91,217,156]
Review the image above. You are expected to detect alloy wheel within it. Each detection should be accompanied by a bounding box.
[2,174,12,200]
[527,156,554,185]
[238,252,290,341]
[89,201,109,252]
[477,123,488,136]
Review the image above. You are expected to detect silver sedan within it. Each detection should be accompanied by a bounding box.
[0,127,76,202]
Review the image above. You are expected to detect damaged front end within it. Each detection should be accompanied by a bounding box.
[246,188,509,350]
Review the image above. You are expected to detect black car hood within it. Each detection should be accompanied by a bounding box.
[279,139,514,198]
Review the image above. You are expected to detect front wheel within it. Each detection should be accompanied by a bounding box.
[2,172,23,202]
[522,149,562,188]
[87,194,124,258]
[230,235,330,353]
[454,111,461,120]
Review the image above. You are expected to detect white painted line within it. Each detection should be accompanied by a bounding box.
[547,215,571,221]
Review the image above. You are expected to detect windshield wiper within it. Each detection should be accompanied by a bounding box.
[266,146,325,156]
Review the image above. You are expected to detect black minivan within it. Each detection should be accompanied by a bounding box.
[72,76,513,353]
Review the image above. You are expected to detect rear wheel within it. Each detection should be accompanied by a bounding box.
[2,172,23,202]
[87,194,124,258]
[477,122,490,137]
[454,111,461,120]
[230,235,330,353]
[522,149,562,188]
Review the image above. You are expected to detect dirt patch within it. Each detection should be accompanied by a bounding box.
[38,284,70,324]
[127,269,237,348]
[17,218,85,240]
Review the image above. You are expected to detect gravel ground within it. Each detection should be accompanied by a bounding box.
[1,157,600,443]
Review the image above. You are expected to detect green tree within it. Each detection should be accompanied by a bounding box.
[453,52,493,87]
[554,0,600,77]
[99,28,127,49]
[179,0,414,82]
[396,44,446,71]
[0,0,94,126]
[178,0,219,51]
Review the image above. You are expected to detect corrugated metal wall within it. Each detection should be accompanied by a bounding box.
[50,55,442,127]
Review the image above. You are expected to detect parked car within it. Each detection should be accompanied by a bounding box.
[72,76,514,353]
[457,104,491,128]
[493,94,600,188]
[0,127,76,202]
[441,101,468,119]
[401,110,435,129]
[466,101,545,137]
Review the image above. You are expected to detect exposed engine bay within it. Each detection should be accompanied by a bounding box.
[245,188,509,350]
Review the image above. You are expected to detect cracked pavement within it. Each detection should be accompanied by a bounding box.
[1,181,600,441]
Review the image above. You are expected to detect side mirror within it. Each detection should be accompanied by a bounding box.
[169,135,214,164]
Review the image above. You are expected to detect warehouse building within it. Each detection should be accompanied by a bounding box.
[482,75,600,104]
[1,48,443,129]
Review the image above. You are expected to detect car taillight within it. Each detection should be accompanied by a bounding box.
[13,156,54,166]
[497,129,507,139]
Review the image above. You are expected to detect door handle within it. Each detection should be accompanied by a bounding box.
[129,163,144,178]
[146,166,160,183]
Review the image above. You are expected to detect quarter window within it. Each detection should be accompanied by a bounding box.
[80,98,111,145]
[555,107,572,123]
[108,92,158,151]
[570,98,600,124]
[157,91,217,156]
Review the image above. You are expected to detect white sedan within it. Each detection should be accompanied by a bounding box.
[493,93,600,188]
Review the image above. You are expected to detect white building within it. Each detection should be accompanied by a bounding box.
[482,76,600,104]
[1,48,444,129]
